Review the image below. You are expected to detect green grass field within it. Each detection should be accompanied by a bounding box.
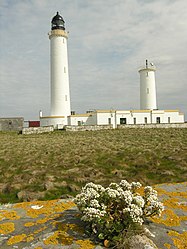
[0,128,186,203]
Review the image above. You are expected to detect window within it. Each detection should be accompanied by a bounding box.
[64,67,66,73]
[145,117,147,124]
[65,95,68,101]
[156,117,160,124]
[146,72,148,77]
[146,88,149,94]
[168,117,171,123]
[120,118,126,124]
[133,118,136,124]
[108,118,111,125]
[78,121,81,126]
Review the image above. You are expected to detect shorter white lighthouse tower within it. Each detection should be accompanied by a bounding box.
[49,12,71,119]
[139,60,157,110]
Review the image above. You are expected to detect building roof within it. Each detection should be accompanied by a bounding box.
[40,116,65,119]
[68,109,182,117]
[69,113,91,117]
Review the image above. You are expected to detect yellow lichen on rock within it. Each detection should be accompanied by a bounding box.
[151,209,180,226]
[164,243,171,249]
[136,186,144,196]
[54,201,76,213]
[163,198,180,209]
[54,222,84,234]
[180,216,187,222]
[76,239,95,249]
[0,222,15,234]
[26,206,46,218]
[1,210,20,220]
[14,200,43,209]
[168,231,179,237]
[155,185,187,199]
[24,222,35,227]
[26,200,76,218]
[44,233,59,245]
[36,217,51,224]
[163,198,187,212]
[0,211,4,221]
[33,226,47,234]
[177,202,187,212]
[168,231,187,249]
[68,223,84,234]
[43,231,73,245]
[7,234,27,245]
[26,235,34,242]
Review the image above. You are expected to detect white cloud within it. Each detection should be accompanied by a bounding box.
[0,0,186,119]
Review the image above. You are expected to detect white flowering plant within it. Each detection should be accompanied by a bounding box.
[74,180,164,246]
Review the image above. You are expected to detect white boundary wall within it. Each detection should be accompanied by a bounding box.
[65,125,112,131]
[117,123,187,129]
[22,126,54,135]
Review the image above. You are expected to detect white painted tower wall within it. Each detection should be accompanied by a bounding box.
[49,29,71,119]
[139,62,157,110]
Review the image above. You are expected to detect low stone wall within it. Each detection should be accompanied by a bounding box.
[117,123,187,129]
[64,125,113,131]
[21,123,187,134]
[0,117,24,131]
[22,126,54,135]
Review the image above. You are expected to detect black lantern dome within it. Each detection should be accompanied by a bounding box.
[51,12,65,30]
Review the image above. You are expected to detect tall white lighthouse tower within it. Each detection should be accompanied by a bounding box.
[139,60,157,110]
[49,12,71,119]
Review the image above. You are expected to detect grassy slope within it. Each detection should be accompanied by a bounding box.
[0,128,186,203]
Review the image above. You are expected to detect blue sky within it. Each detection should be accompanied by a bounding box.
[0,0,187,120]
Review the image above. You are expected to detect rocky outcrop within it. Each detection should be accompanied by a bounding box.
[127,235,158,249]
[17,190,45,202]
[0,182,186,249]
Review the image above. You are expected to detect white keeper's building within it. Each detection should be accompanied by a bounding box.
[40,12,185,129]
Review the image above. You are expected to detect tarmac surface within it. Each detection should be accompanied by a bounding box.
[0,182,186,249]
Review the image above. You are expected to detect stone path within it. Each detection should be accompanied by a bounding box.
[0,182,186,249]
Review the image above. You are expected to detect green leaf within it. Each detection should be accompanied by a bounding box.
[98,233,105,240]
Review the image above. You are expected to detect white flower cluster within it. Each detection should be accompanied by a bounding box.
[132,195,145,208]
[74,180,164,236]
[75,182,105,212]
[82,207,107,222]
[119,180,132,190]
[83,182,105,193]
[74,183,107,222]
[131,182,142,192]
[123,203,144,225]
[105,187,121,198]
[90,199,101,208]
[143,186,164,216]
